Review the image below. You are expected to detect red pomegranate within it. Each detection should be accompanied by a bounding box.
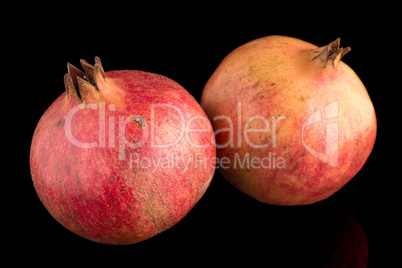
[201,36,376,205]
[30,57,216,244]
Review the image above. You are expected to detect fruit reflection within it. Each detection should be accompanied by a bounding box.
[214,199,368,267]
[271,208,368,267]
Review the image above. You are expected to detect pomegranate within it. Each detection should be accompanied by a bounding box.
[30,57,216,244]
[201,35,376,205]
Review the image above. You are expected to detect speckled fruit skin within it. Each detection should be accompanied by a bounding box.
[30,58,216,244]
[201,35,376,205]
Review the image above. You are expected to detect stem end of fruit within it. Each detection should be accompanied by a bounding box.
[80,59,95,81]
[94,56,107,86]
[77,77,101,102]
[312,38,351,68]
[64,73,81,102]
[64,57,108,103]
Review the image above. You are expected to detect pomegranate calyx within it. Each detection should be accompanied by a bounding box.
[94,56,107,86]
[64,73,81,102]
[67,62,85,89]
[80,59,95,81]
[64,57,107,103]
[312,38,351,68]
[77,76,101,102]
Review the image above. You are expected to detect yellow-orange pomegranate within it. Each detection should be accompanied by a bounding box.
[201,35,376,205]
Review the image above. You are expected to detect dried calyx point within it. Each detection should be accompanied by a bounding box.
[64,56,107,102]
[312,38,351,68]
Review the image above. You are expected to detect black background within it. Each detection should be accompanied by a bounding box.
[12,4,398,267]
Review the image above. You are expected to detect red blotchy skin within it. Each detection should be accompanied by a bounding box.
[201,35,376,205]
[30,66,216,244]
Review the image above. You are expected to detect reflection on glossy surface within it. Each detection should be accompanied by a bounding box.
[278,209,367,267]
[205,196,368,267]
[309,210,368,268]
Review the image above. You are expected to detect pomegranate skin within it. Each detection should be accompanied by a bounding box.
[201,35,376,205]
[30,58,216,244]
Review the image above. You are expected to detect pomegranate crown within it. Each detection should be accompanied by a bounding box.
[64,56,107,103]
[311,38,351,68]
